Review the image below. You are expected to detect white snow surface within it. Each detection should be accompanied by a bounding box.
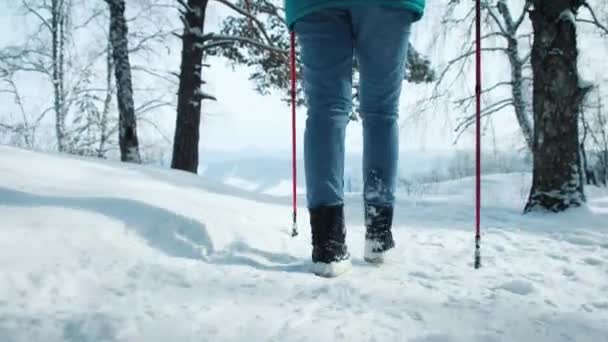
[1,145,608,342]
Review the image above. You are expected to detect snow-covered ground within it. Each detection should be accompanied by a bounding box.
[1,145,607,342]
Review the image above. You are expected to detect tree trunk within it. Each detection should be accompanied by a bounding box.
[51,0,67,152]
[98,34,114,158]
[107,0,141,163]
[580,108,599,186]
[601,151,608,186]
[598,92,608,186]
[171,0,209,173]
[525,2,591,212]
[497,1,534,151]
[580,110,590,185]
[508,44,534,152]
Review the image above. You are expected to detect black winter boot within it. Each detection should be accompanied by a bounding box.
[364,204,395,263]
[309,205,351,277]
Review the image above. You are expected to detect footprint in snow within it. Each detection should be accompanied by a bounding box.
[408,311,424,321]
[562,235,597,247]
[493,245,505,252]
[547,253,570,262]
[562,268,576,278]
[591,302,608,310]
[583,257,603,266]
[496,279,535,296]
[590,199,608,208]
[408,271,432,280]
[410,333,452,342]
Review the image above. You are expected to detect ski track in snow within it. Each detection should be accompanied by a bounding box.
[1,145,607,342]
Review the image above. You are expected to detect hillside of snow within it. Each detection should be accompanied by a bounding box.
[198,150,455,196]
[1,145,608,342]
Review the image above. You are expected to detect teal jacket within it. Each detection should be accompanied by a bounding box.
[285,0,426,27]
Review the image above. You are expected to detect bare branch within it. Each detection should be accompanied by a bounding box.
[212,0,274,46]
[453,101,514,143]
[454,81,512,106]
[580,2,608,36]
[73,7,105,30]
[513,1,532,30]
[435,47,508,89]
[134,99,174,115]
[201,34,289,55]
[139,117,172,144]
[484,3,509,36]
[21,0,52,31]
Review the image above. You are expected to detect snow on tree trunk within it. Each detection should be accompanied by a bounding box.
[525,2,592,212]
[171,0,209,173]
[51,0,68,152]
[106,0,141,163]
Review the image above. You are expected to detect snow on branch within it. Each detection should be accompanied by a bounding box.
[198,33,288,55]
[194,87,217,101]
[558,9,576,24]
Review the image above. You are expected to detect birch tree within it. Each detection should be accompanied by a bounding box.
[581,88,608,186]
[0,66,42,147]
[0,0,106,153]
[435,0,534,150]
[441,0,606,150]
[51,0,69,151]
[105,0,142,163]
[1,0,175,158]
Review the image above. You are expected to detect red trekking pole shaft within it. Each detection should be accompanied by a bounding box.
[290,31,298,237]
[474,0,482,269]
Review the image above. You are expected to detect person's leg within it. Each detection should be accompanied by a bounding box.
[295,9,354,275]
[351,6,414,260]
[296,9,354,210]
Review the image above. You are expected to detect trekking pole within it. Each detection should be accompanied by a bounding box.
[245,0,297,237]
[290,31,299,237]
[474,0,482,269]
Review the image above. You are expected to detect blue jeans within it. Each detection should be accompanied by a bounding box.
[295,6,414,209]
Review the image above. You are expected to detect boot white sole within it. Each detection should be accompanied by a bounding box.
[311,259,352,278]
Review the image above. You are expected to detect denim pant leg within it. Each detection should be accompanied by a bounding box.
[351,7,414,207]
[295,10,354,209]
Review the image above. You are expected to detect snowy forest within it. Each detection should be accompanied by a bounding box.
[0,0,607,211]
[2,1,608,341]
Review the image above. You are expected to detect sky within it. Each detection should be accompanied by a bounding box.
[1,0,607,159]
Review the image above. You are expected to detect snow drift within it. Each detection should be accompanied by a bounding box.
[1,145,607,342]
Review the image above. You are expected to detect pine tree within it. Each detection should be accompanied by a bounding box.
[170,0,282,173]
[171,0,214,173]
